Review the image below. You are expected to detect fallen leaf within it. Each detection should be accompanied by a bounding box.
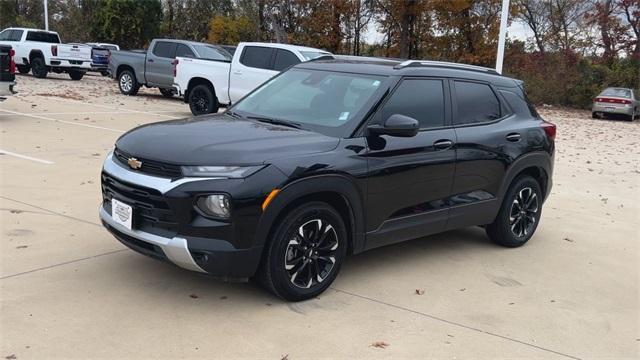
[371,341,389,349]
[563,237,574,242]
[5,355,16,360]
[415,289,425,295]
[280,355,289,360]
[189,294,198,299]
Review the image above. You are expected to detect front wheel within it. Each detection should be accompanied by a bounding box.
[188,84,218,115]
[118,70,139,96]
[17,65,30,74]
[68,70,84,80]
[486,176,543,247]
[257,202,348,301]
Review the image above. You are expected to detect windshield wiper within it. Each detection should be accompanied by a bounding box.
[225,110,241,118]
[246,116,302,129]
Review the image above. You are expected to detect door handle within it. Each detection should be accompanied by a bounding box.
[506,133,521,142]
[147,59,154,63]
[433,139,454,150]
[233,70,242,75]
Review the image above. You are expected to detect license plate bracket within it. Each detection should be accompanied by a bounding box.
[111,198,133,230]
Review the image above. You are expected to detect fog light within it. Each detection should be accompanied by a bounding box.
[197,194,231,219]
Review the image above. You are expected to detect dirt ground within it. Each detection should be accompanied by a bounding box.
[0,72,638,359]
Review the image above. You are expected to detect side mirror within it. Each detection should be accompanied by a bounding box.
[368,114,419,137]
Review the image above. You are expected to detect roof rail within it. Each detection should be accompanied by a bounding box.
[393,60,499,74]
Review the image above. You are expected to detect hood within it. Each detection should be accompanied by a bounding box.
[115,114,340,165]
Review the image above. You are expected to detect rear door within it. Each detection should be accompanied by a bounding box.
[145,41,176,87]
[229,45,278,103]
[447,80,514,229]
[364,77,457,249]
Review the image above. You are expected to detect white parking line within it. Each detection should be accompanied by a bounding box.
[31,96,183,119]
[0,108,125,133]
[0,149,54,164]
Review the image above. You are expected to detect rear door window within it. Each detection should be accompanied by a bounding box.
[381,78,446,129]
[273,49,300,71]
[240,46,274,70]
[152,41,176,58]
[454,81,501,125]
[175,44,195,58]
[26,31,60,43]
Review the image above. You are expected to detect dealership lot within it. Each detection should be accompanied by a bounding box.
[1,73,638,359]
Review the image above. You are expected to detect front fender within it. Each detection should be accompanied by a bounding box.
[254,174,366,253]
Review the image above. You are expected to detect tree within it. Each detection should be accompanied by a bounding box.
[620,0,640,58]
[208,15,257,44]
[91,0,162,49]
[514,0,550,53]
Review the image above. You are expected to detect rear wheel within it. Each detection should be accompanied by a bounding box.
[591,112,597,119]
[30,57,48,78]
[159,88,174,98]
[257,202,347,301]
[17,65,30,74]
[68,70,84,80]
[188,84,218,115]
[100,70,109,77]
[486,176,542,247]
[628,109,636,122]
[118,70,139,96]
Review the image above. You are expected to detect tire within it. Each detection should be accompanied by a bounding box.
[591,112,597,119]
[159,88,174,98]
[100,70,109,77]
[257,202,348,301]
[118,69,139,96]
[188,84,218,115]
[30,57,48,78]
[628,109,636,122]
[486,175,543,248]
[68,70,84,80]
[17,65,30,74]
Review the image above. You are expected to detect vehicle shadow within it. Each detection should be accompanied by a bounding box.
[107,226,495,305]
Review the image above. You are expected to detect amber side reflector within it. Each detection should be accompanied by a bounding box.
[262,189,280,211]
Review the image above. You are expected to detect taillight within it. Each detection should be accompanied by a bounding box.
[541,121,556,141]
[51,45,57,56]
[595,97,632,104]
[172,59,178,77]
[9,49,16,74]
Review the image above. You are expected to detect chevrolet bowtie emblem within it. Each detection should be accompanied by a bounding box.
[127,157,142,170]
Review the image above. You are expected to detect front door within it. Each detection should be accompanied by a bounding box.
[364,77,456,249]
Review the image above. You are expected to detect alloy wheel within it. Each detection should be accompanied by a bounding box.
[192,88,209,113]
[509,187,539,237]
[120,74,132,92]
[285,219,339,289]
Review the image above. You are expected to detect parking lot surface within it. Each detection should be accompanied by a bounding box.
[1,73,639,359]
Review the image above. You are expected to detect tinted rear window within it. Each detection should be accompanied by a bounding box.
[240,46,274,70]
[273,49,300,71]
[26,31,60,43]
[454,81,501,125]
[382,79,446,129]
[152,41,176,58]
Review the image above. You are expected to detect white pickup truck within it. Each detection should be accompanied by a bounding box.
[0,27,92,80]
[173,42,331,115]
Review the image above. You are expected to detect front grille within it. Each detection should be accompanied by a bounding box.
[101,172,178,234]
[114,148,182,178]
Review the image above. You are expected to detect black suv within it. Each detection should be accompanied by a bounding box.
[100,59,555,301]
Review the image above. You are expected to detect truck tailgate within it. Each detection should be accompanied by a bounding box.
[57,44,92,61]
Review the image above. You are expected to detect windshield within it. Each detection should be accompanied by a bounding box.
[601,88,631,98]
[194,44,231,61]
[231,68,385,136]
[300,51,332,61]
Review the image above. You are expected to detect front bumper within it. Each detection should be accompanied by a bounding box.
[99,153,268,278]
[592,103,634,116]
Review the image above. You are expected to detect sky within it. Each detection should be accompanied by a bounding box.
[363,19,533,44]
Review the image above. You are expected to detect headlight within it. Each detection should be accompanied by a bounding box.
[197,194,231,219]
[181,165,264,178]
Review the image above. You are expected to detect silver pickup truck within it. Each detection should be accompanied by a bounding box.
[108,38,231,97]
